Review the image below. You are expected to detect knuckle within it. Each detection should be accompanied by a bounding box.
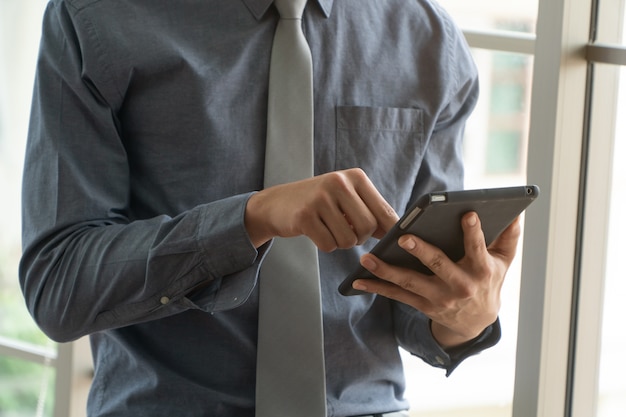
[354,222,377,243]
[336,235,358,250]
[427,252,446,272]
[318,242,337,253]
[325,171,351,190]
[345,168,374,189]
[476,263,493,280]
[470,237,486,253]
[314,234,338,253]
[397,274,418,292]
[438,295,457,310]
[456,282,476,299]
[293,205,316,225]
[474,257,496,280]
[383,202,396,218]
[347,167,367,180]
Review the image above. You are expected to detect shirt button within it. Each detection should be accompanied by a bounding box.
[160,296,170,305]
[435,356,446,365]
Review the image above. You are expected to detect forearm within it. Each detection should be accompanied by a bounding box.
[20,194,260,342]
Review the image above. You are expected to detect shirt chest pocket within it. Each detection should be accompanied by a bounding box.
[335,106,425,212]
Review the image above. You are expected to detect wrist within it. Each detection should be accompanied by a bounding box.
[244,191,275,248]
[430,320,485,350]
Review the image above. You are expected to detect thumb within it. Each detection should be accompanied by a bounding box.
[372,208,399,239]
[489,216,522,261]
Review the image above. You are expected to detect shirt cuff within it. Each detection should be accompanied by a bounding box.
[439,318,501,376]
[184,192,270,312]
[395,302,501,376]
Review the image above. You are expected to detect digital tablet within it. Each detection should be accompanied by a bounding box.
[338,185,540,296]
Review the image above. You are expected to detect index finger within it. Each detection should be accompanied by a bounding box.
[397,234,460,285]
[349,169,399,238]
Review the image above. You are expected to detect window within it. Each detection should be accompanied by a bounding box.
[407,0,626,416]
[0,2,57,417]
[404,2,536,415]
[570,1,626,416]
[438,0,538,33]
[596,67,626,415]
[404,49,532,416]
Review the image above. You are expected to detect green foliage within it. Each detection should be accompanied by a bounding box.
[0,288,50,346]
[0,284,55,416]
[0,355,54,417]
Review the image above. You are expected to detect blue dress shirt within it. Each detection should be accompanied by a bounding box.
[20,0,499,416]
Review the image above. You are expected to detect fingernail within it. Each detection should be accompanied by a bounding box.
[352,280,367,291]
[399,236,416,250]
[361,257,377,271]
[467,213,477,226]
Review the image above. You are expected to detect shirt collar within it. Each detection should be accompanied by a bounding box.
[242,0,334,20]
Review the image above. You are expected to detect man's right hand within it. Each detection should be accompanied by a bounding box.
[244,168,399,252]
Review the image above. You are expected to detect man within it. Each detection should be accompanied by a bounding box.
[20,0,520,416]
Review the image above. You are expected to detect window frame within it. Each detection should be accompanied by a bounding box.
[440,0,626,416]
[571,0,625,416]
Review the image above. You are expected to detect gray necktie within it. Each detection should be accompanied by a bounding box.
[255,0,327,416]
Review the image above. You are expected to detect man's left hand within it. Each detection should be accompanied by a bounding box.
[352,212,521,349]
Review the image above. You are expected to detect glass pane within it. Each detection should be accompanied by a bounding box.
[0,2,48,346]
[437,0,538,33]
[404,50,533,417]
[596,0,626,45]
[596,65,626,417]
[0,2,58,415]
[0,355,54,417]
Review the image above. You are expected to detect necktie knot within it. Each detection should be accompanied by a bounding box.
[274,0,307,19]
